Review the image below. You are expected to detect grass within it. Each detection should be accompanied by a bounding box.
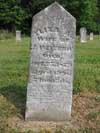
[0,36,100,93]
[74,36,100,93]
[87,111,100,121]
[0,37,30,133]
[0,37,30,117]
[0,36,100,132]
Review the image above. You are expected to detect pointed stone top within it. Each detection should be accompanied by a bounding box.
[26,0,76,122]
[33,2,76,22]
[46,2,76,21]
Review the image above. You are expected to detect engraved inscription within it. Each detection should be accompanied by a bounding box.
[26,2,76,121]
[30,25,73,84]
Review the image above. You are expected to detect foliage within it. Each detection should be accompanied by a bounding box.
[79,0,100,32]
[0,0,27,31]
[0,0,100,34]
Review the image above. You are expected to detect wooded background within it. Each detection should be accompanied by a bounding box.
[0,0,100,34]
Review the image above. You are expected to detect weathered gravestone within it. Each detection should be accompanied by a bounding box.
[80,27,87,43]
[16,30,21,42]
[25,2,76,121]
[90,32,94,40]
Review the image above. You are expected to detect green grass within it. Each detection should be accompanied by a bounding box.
[87,111,100,121]
[74,36,100,93]
[0,37,30,133]
[0,36,100,94]
[0,36,100,132]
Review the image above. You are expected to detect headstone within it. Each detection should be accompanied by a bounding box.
[25,2,76,121]
[16,30,21,42]
[80,27,87,43]
[90,32,94,40]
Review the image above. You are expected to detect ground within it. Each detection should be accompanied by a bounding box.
[0,36,100,133]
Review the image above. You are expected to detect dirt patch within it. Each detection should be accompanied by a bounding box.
[72,92,100,129]
[8,92,100,131]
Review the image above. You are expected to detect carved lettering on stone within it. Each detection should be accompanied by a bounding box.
[25,2,76,121]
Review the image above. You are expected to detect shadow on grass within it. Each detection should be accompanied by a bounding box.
[0,84,27,118]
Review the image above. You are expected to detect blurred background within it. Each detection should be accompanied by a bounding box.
[0,0,100,35]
